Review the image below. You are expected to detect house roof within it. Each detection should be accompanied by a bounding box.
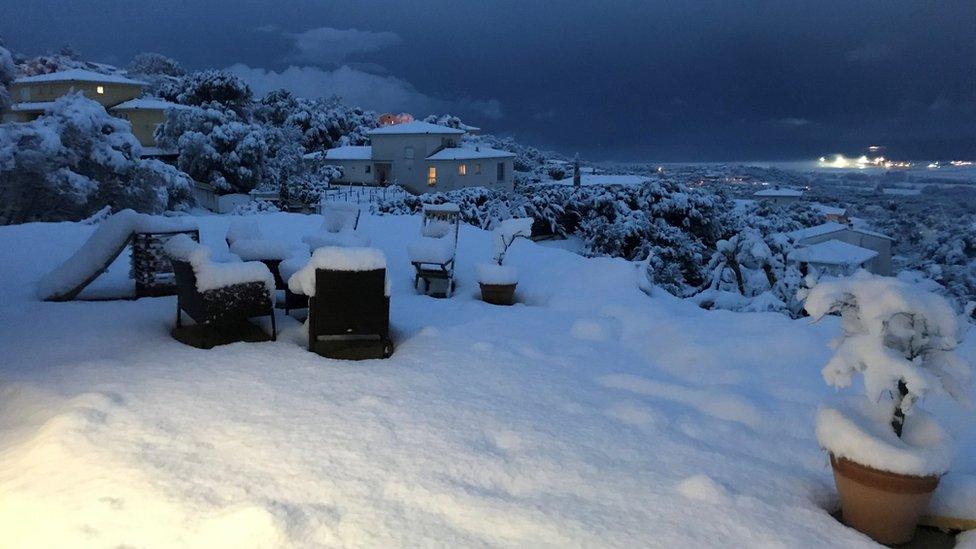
[111,98,189,111]
[14,69,148,86]
[788,240,878,266]
[811,203,847,216]
[322,146,372,161]
[785,221,893,242]
[423,203,460,213]
[367,121,465,136]
[754,188,803,197]
[425,146,514,161]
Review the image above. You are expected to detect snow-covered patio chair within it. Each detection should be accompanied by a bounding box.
[408,203,460,298]
[278,250,312,315]
[165,235,277,348]
[226,219,296,291]
[288,247,393,360]
[303,202,370,251]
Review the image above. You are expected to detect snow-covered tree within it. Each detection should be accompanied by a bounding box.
[158,70,253,115]
[128,52,186,77]
[0,42,14,110]
[254,90,377,153]
[282,164,342,209]
[808,274,970,448]
[0,94,192,223]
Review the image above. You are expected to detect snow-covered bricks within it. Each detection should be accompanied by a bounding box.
[288,246,388,297]
[164,234,275,294]
[37,209,197,301]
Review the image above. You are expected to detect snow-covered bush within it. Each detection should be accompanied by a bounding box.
[0,43,14,111]
[158,70,253,116]
[0,94,192,224]
[230,200,280,216]
[283,164,342,209]
[128,52,186,77]
[807,273,971,474]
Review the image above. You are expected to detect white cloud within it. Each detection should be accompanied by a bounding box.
[226,63,503,119]
[286,27,402,65]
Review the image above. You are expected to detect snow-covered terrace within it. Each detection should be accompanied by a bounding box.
[0,212,972,546]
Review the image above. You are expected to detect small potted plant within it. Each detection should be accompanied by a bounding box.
[805,273,970,544]
[477,218,533,305]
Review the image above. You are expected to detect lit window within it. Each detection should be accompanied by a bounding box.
[427,166,437,186]
[404,146,414,159]
[458,163,467,176]
[474,163,482,174]
[96,85,105,95]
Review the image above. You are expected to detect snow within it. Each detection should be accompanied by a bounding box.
[475,263,518,285]
[423,203,461,213]
[302,231,371,250]
[754,188,803,197]
[788,240,877,266]
[315,145,372,161]
[164,234,275,294]
[229,239,296,261]
[929,473,976,521]
[287,246,387,297]
[13,68,148,86]
[426,146,515,161]
[1,211,974,547]
[366,121,466,135]
[816,397,952,476]
[811,203,847,217]
[8,101,56,111]
[407,236,455,264]
[110,97,190,111]
[226,218,261,244]
[785,222,892,243]
[549,174,650,187]
[36,210,196,300]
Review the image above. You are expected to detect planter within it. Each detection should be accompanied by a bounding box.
[479,282,517,305]
[830,455,940,544]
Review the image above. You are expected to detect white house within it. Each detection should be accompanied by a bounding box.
[788,240,878,276]
[318,121,515,194]
[786,222,893,275]
[754,187,803,205]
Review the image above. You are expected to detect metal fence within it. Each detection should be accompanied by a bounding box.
[321,185,409,207]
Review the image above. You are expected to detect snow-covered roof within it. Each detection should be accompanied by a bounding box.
[138,147,178,157]
[322,146,373,161]
[549,174,650,187]
[786,221,893,242]
[754,188,803,197]
[8,101,56,111]
[423,203,460,213]
[110,98,189,111]
[788,240,877,266]
[14,69,148,86]
[367,121,466,136]
[426,146,514,161]
[811,203,847,216]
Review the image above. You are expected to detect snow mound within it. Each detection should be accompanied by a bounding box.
[929,473,976,521]
[816,397,952,476]
[287,246,387,297]
[226,218,261,245]
[570,319,609,341]
[164,234,274,294]
[675,475,730,504]
[303,231,371,250]
[229,239,296,261]
[408,237,455,264]
[475,263,518,285]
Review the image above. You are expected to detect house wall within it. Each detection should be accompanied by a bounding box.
[797,230,893,275]
[323,159,374,184]
[426,158,515,192]
[113,109,166,147]
[369,133,460,192]
[10,81,142,109]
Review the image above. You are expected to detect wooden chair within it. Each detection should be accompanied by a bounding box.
[410,203,460,298]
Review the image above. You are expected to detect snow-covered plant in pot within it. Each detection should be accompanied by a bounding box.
[477,218,533,305]
[805,273,970,544]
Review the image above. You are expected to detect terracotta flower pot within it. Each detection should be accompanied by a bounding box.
[479,282,517,305]
[830,455,940,545]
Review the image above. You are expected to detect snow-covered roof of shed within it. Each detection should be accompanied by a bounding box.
[754,188,803,197]
[785,222,848,241]
[8,101,56,111]
[14,69,148,86]
[423,203,460,213]
[426,146,514,161]
[788,240,877,266]
[322,146,373,160]
[111,98,189,111]
[367,121,466,136]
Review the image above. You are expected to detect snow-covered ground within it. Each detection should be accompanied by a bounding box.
[0,212,973,547]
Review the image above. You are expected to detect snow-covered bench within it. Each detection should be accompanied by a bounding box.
[165,235,277,347]
[288,246,393,360]
[409,203,460,298]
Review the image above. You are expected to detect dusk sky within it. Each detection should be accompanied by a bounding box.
[2,0,974,161]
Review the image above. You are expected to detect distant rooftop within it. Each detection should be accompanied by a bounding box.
[426,146,514,161]
[785,221,892,242]
[318,146,373,161]
[754,188,803,197]
[788,240,877,266]
[111,98,189,111]
[14,69,148,86]
[367,121,466,136]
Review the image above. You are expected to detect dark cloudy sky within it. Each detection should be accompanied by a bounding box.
[2,0,974,161]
